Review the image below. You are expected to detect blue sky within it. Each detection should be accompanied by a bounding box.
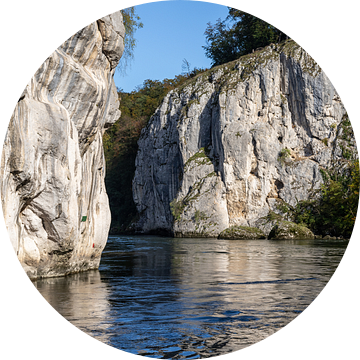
[114,1,229,92]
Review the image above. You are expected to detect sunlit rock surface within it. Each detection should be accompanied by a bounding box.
[1,11,124,279]
[133,41,357,237]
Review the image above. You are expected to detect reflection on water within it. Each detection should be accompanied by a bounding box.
[35,270,112,344]
[34,236,348,358]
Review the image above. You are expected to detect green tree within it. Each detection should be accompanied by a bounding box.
[347,160,360,226]
[203,19,239,67]
[291,159,359,238]
[204,7,288,67]
[182,58,191,76]
[118,7,143,74]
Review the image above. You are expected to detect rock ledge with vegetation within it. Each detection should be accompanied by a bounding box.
[218,226,266,240]
[268,221,314,240]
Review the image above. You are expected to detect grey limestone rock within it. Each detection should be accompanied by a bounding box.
[132,41,357,238]
[268,221,314,240]
[1,11,125,279]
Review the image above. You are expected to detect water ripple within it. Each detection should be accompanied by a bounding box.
[219,277,318,285]
[34,236,347,358]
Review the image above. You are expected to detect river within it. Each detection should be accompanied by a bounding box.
[34,235,348,358]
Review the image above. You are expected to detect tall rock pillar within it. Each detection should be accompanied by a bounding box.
[1,11,125,279]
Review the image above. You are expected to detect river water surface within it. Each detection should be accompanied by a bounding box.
[34,235,348,358]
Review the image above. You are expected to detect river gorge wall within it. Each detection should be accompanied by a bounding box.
[132,41,357,237]
[1,12,125,279]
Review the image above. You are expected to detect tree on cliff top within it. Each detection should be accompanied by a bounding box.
[204,7,288,67]
[118,7,143,74]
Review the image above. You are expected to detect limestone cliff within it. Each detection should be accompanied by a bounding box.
[133,41,357,237]
[1,12,125,279]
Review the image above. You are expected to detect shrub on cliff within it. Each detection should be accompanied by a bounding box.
[118,7,143,74]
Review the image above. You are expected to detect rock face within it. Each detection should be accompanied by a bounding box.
[268,221,314,240]
[1,12,125,279]
[218,226,266,240]
[133,41,357,237]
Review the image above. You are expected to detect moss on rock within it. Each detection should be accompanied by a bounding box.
[268,221,314,240]
[218,225,266,240]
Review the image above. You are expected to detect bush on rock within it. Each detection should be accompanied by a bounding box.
[268,221,314,240]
